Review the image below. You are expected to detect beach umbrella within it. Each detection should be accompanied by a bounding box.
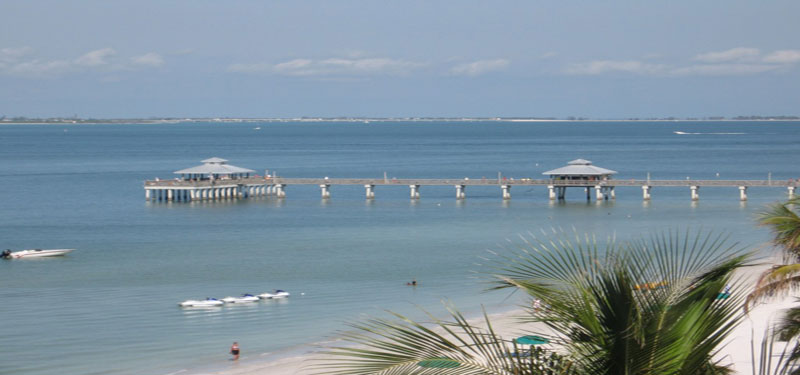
[417,358,460,368]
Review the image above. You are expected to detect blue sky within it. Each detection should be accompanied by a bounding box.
[1,0,798,118]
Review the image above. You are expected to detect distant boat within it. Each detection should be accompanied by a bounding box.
[253,127,261,130]
[3,249,75,259]
[674,131,689,135]
[179,298,224,307]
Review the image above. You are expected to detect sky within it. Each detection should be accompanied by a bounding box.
[1,0,799,118]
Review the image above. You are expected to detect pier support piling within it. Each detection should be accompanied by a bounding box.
[167,189,174,201]
[595,185,605,201]
[275,184,286,198]
[409,185,420,199]
[501,185,511,200]
[455,185,466,199]
[642,185,651,200]
[790,186,796,198]
[145,189,151,201]
[320,184,331,199]
[739,186,748,201]
[364,185,375,199]
[548,185,556,200]
[691,186,700,201]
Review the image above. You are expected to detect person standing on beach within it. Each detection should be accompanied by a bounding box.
[230,342,240,360]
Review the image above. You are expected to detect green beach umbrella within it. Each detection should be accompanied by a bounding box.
[515,335,549,345]
[417,358,460,368]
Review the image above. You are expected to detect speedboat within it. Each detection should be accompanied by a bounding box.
[179,298,224,307]
[2,249,75,259]
[258,290,290,299]
[221,294,260,303]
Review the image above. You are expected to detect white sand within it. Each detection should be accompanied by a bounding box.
[198,259,794,375]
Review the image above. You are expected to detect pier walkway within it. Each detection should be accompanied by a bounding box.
[144,176,798,202]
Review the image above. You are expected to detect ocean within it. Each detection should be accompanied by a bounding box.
[0,120,797,374]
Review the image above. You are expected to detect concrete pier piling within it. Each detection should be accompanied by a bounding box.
[642,186,651,200]
[409,185,420,199]
[739,186,747,201]
[320,184,331,199]
[365,184,375,199]
[691,186,700,201]
[501,185,511,200]
[455,185,465,199]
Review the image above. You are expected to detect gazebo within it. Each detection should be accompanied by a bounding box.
[174,157,255,181]
[542,159,617,200]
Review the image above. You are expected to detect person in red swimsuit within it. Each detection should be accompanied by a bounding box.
[230,342,240,360]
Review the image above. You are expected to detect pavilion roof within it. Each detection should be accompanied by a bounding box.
[174,157,255,175]
[542,159,617,176]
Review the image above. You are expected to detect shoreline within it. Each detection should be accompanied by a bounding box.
[2,119,800,126]
[184,257,794,375]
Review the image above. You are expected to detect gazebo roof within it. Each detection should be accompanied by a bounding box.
[174,157,255,175]
[542,159,617,176]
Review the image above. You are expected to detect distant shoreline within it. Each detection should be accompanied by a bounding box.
[2,117,800,125]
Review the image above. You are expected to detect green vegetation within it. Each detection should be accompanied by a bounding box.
[314,230,750,374]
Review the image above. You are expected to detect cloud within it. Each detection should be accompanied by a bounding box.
[0,47,165,77]
[228,57,423,76]
[763,50,800,64]
[74,48,116,67]
[131,52,165,67]
[694,47,760,63]
[564,60,666,75]
[450,59,510,76]
[671,63,779,76]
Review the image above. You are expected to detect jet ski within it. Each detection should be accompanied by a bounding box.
[221,294,260,303]
[179,298,224,307]
[258,290,290,299]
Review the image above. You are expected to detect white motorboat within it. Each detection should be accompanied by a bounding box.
[179,298,224,307]
[2,249,75,259]
[221,294,260,303]
[258,290,290,299]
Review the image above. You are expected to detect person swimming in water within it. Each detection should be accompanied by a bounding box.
[1,249,11,259]
[406,279,417,286]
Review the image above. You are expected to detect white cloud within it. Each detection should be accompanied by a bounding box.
[8,59,72,75]
[450,59,510,76]
[564,60,666,75]
[694,47,760,63]
[763,50,800,64]
[74,48,116,67]
[228,57,423,76]
[131,52,165,67]
[671,63,780,76]
[0,47,164,77]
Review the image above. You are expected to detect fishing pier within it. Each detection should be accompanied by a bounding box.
[145,158,798,203]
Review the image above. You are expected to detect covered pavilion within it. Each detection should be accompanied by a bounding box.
[542,159,617,200]
[174,157,255,181]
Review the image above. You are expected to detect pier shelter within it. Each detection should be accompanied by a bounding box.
[145,157,278,202]
[542,159,618,200]
[174,157,255,180]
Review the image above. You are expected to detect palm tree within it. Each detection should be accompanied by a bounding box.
[746,197,800,309]
[746,196,800,375]
[314,230,750,375]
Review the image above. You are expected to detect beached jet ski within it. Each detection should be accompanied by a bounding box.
[179,298,224,307]
[258,290,290,299]
[221,294,260,303]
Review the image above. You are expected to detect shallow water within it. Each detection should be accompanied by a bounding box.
[0,121,796,374]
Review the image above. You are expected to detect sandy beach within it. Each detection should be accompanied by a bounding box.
[194,256,793,375]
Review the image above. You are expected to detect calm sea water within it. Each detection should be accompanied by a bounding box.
[0,121,797,375]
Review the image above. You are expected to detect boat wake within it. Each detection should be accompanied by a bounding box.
[674,131,746,135]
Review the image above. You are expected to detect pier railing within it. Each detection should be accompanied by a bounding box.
[145,177,797,188]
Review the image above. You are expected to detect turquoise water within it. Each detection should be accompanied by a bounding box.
[0,121,797,374]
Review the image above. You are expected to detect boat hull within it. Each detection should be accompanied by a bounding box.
[9,249,75,259]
